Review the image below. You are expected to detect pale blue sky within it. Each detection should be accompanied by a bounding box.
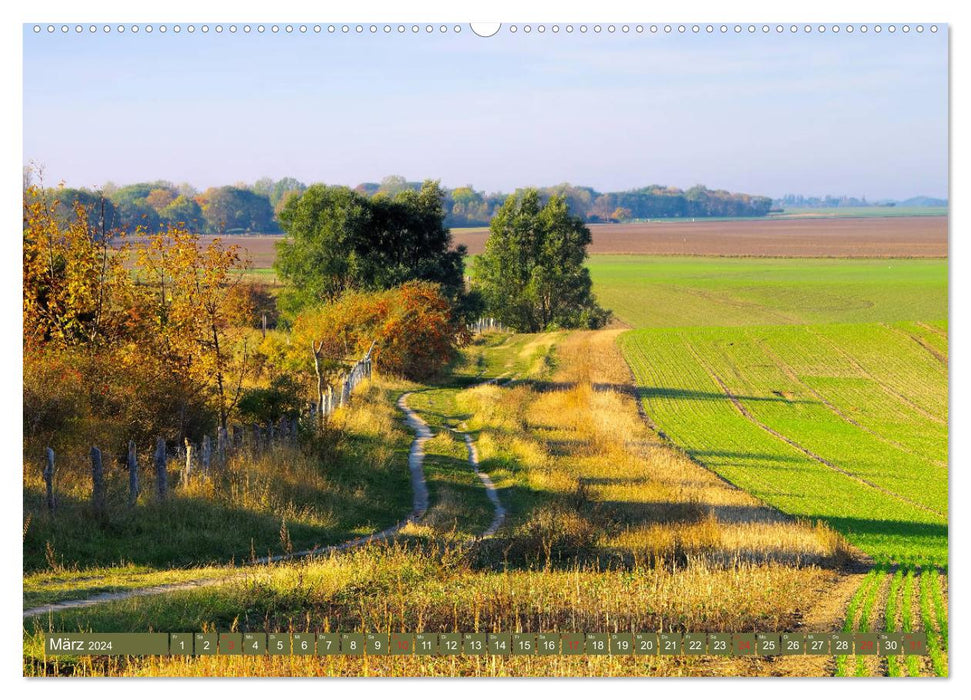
[23,26,948,200]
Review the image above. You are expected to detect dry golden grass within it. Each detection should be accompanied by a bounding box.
[25,543,838,677]
[461,330,853,570]
[25,331,861,677]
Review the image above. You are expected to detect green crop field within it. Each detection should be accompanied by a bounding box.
[619,323,947,564]
[606,255,947,566]
[589,256,947,329]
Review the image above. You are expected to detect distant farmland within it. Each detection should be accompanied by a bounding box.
[210,215,947,276]
[451,216,948,257]
[604,250,947,564]
[588,256,948,329]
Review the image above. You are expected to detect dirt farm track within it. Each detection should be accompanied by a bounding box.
[204,216,947,268]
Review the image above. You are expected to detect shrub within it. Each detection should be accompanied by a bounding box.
[291,281,465,382]
[237,375,304,424]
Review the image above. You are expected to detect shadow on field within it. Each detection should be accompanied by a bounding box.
[593,497,788,526]
[505,379,817,406]
[804,515,948,566]
[633,386,815,405]
[420,452,496,536]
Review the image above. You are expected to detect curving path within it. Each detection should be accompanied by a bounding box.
[459,433,506,537]
[395,392,431,518]
[399,389,505,539]
[23,394,432,620]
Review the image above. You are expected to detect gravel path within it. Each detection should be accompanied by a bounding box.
[460,432,506,537]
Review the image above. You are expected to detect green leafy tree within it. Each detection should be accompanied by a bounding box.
[43,188,118,233]
[271,177,307,207]
[274,185,373,313]
[377,175,413,196]
[274,181,467,317]
[200,186,277,234]
[111,183,166,232]
[160,195,205,231]
[472,189,609,331]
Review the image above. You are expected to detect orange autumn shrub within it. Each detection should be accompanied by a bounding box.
[292,281,466,381]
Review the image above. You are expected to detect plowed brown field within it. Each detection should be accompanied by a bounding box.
[453,216,948,257]
[207,215,947,270]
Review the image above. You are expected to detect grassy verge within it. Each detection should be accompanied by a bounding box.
[24,378,415,604]
[24,565,237,609]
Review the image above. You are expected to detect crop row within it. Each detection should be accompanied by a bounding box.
[619,323,947,564]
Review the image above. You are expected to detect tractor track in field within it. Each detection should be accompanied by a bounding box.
[751,335,946,469]
[23,394,435,620]
[882,323,948,367]
[917,321,948,339]
[682,340,946,520]
[804,327,946,426]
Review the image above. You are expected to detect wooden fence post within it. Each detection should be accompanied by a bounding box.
[201,435,212,474]
[128,440,139,507]
[154,437,167,501]
[217,427,227,469]
[44,447,55,514]
[90,446,106,517]
[183,439,193,484]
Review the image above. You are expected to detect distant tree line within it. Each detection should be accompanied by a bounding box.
[31,178,299,236]
[32,171,773,235]
[358,177,773,225]
[775,194,874,208]
[775,193,948,208]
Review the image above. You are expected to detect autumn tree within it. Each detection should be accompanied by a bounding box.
[472,189,609,332]
[159,195,205,231]
[23,187,132,350]
[145,187,177,211]
[611,207,632,222]
[291,281,462,384]
[24,185,261,449]
[23,187,203,448]
[136,230,256,430]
